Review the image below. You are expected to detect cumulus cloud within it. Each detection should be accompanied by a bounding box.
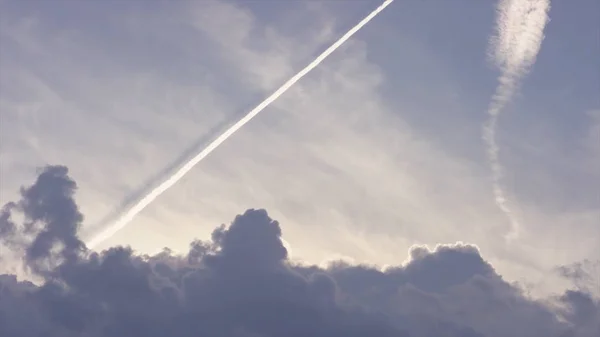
[0,165,86,275]
[557,259,600,297]
[0,166,598,336]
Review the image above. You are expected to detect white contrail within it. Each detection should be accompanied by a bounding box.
[483,0,550,241]
[86,0,395,249]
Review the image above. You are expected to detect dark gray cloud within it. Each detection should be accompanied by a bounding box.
[555,260,600,337]
[0,165,598,336]
[557,259,599,294]
[0,202,17,247]
[0,165,86,276]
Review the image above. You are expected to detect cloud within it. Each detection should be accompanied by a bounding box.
[1,166,599,336]
[483,0,551,240]
[0,165,86,276]
[85,0,394,249]
[0,0,597,309]
[557,259,600,297]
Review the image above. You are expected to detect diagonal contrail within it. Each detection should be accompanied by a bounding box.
[483,0,550,241]
[81,117,235,242]
[86,0,395,249]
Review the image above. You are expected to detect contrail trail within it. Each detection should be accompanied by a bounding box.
[86,0,395,249]
[483,0,550,241]
[81,117,236,242]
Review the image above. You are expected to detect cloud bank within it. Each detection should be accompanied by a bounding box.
[0,166,598,336]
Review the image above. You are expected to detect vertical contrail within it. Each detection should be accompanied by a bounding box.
[484,0,550,240]
[86,0,395,249]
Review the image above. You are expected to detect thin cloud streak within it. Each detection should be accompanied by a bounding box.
[86,0,396,249]
[483,0,550,240]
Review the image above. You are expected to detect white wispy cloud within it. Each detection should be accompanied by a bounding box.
[85,0,395,249]
[483,0,551,241]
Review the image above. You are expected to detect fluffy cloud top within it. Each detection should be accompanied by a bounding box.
[0,165,598,336]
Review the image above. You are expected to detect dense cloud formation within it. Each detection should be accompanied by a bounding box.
[0,166,598,336]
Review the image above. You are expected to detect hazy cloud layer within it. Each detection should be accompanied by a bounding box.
[0,0,598,309]
[0,166,598,336]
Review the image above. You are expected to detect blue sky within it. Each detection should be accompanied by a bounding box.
[0,0,598,301]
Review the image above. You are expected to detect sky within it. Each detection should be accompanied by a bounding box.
[0,0,599,335]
